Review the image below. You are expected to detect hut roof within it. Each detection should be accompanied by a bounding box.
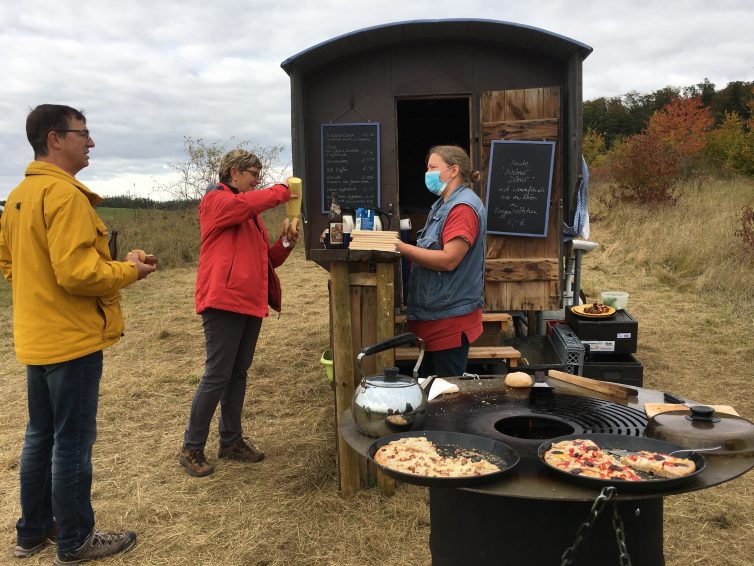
[281,19,592,74]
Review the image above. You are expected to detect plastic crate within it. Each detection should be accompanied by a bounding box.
[551,324,586,375]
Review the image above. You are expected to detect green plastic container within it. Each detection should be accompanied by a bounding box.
[320,349,333,381]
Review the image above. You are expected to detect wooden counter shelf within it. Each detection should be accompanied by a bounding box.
[313,247,401,497]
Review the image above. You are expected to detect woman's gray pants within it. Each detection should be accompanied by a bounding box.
[183,308,262,450]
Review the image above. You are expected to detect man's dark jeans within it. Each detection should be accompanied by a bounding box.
[16,351,103,553]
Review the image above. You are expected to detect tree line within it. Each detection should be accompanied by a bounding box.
[98,195,198,210]
[584,78,753,148]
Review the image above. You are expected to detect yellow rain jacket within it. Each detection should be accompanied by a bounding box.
[0,161,139,365]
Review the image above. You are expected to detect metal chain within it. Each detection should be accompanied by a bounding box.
[561,486,618,566]
[612,502,632,566]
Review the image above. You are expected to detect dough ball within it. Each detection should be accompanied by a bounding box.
[505,371,533,388]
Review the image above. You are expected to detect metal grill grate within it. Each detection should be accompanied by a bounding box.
[534,394,648,436]
[429,392,650,439]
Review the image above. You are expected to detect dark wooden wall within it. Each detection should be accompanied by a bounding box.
[298,40,565,253]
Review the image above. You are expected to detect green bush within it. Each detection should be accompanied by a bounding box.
[705,112,754,176]
[583,128,607,168]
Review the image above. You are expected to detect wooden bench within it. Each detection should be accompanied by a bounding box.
[394,312,521,369]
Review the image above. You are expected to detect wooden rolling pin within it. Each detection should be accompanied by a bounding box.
[287,177,303,232]
[547,369,639,400]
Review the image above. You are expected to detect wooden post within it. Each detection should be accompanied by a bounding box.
[330,261,360,496]
[375,262,395,371]
[374,261,396,495]
[312,249,400,496]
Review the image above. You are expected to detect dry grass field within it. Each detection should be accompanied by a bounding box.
[1,178,753,565]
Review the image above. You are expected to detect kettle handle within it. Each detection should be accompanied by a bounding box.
[356,332,425,379]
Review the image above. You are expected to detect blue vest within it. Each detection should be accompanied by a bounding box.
[406,185,486,320]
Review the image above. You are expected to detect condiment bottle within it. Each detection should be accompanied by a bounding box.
[328,197,344,248]
[342,210,354,248]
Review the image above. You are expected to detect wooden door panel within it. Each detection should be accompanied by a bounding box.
[480,87,561,311]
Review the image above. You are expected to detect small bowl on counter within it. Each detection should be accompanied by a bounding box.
[601,291,629,310]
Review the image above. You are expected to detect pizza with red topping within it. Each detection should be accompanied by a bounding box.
[544,439,641,481]
[544,439,696,481]
[618,450,697,479]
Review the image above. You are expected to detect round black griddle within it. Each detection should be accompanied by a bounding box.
[368,430,519,487]
[538,433,706,492]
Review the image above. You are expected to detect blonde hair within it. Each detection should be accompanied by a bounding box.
[428,145,481,185]
[219,149,262,184]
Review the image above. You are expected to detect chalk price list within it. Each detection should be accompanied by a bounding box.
[492,159,544,227]
[322,124,379,212]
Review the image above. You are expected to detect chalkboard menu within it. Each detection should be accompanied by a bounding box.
[320,122,380,213]
[485,140,556,237]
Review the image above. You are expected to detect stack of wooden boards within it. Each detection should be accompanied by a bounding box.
[348,230,400,251]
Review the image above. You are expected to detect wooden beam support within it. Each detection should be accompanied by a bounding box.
[330,262,360,496]
[374,262,396,494]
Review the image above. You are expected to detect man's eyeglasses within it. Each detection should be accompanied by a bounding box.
[241,169,261,178]
[54,129,91,138]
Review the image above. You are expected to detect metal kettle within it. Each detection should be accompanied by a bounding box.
[351,332,435,438]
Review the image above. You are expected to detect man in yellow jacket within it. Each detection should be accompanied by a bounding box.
[0,104,156,564]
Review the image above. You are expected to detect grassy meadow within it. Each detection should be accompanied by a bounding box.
[0,177,752,565]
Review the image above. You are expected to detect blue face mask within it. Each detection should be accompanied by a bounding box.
[425,166,451,195]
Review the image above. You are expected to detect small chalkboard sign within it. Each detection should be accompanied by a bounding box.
[485,140,556,237]
[321,122,380,213]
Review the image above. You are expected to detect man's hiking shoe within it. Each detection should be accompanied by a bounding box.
[53,529,136,565]
[218,438,265,463]
[14,524,57,558]
[178,447,215,477]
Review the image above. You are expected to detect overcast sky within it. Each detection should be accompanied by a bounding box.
[1,0,752,200]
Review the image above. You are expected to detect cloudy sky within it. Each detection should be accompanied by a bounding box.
[1,0,752,200]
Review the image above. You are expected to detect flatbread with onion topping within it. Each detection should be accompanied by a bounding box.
[374,437,500,477]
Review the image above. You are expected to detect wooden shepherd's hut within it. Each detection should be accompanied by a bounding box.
[281,19,593,493]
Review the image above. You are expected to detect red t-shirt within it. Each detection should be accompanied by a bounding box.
[406,204,483,352]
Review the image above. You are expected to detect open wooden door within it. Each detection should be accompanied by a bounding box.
[480,87,562,311]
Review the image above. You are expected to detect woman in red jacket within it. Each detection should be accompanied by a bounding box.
[179,149,298,477]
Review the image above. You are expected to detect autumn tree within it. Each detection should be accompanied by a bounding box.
[645,96,713,173]
[607,132,681,203]
[608,97,713,203]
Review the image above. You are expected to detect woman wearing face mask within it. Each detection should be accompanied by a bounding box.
[396,145,486,378]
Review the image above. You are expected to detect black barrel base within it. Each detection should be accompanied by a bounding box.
[429,488,664,566]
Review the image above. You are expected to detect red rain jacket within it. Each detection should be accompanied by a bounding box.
[195,183,291,317]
